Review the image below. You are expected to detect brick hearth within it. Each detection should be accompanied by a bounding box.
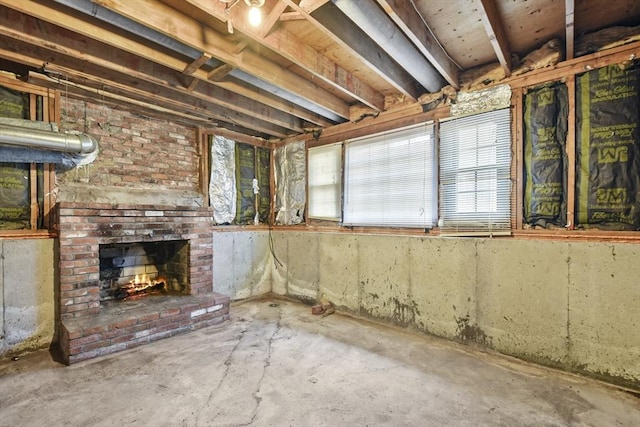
[57,202,229,364]
[60,294,229,364]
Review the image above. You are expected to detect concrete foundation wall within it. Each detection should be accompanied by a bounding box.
[0,239,56,357]
[266,231,640,390]
[212,230,272,300]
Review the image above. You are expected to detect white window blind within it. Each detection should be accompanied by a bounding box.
[308,143,342,220]
[439,108,511,234]
[344,123,436,228]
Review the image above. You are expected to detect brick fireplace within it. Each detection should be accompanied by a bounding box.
[57,202,229,364]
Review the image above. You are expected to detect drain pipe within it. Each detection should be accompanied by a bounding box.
[0,119,98,154]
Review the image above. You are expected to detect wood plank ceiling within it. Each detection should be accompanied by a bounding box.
[0,0,638,142]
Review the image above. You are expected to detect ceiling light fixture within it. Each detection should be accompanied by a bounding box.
[220,0,264,32]
[244,0,265,27]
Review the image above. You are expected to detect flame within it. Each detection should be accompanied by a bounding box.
[121,274,166,297]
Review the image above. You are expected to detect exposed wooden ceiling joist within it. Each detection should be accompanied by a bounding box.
[0,39,293,138]
[174,0,385,111]
[375,0,459,89]
[0,0,637,142]
[0,8,304,136]
[479,0,512,77]
[297,0,330,13]
[0,0,333,134]
[93,0,350,120]
[565,0,575,60]
[285,0,423,101]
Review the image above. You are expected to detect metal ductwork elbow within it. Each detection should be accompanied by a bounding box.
[0,121,98,154]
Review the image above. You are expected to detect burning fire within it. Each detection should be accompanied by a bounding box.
[119,274,166,299]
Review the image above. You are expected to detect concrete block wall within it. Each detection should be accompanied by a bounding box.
[0,239,56,357]
[262,231,640,390]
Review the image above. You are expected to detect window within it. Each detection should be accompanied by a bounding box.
[308,143,342,221]
[439,109,511,234]
[343,123,436,228]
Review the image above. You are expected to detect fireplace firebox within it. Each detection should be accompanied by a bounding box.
[99,240,190,301]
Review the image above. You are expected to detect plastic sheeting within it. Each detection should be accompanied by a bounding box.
[576,64,640,229]
[523,82,568,227]
[209,135,236,225]
[274,140,306,225]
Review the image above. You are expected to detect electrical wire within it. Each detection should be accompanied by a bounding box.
[268,222,283,268]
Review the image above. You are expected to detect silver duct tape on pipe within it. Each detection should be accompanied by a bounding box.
[0,122,98,154]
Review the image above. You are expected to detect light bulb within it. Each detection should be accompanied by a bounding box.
[248,6,261,26]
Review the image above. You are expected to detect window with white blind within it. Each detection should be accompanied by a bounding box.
[308,143,342,220]
[343,123,436,228]
[439,108,511,234]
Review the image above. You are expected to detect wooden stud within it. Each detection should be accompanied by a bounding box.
[566,75,576,230]
[43,163,53,230]
[29,163,38,230]
[513,87,524,230]
[29,93,37,120]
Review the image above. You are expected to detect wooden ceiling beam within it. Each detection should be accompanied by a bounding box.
[565,0,575,60]
[0,10,303,136]
[93,0,350,119]
[0,0,333,128]
[479,0,512,77]
[178,0,385,110]
[283,0,422,100]
[0,43,292,138]
[375,0,459,89]
[298,0,330,13]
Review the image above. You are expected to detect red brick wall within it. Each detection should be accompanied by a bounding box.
[58,203,214,319]
[57,98,199,191]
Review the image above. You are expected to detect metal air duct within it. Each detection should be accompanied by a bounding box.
[0,120,98,154]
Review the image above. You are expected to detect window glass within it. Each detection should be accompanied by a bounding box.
[439,109,511,234]
[308,143,342,221]
[344,123,436,228]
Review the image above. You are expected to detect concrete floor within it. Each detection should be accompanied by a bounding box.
[1,298,639,427]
